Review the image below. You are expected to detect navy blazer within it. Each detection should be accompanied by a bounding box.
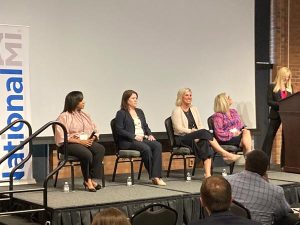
[267,84,293,120]
[188,211,262,225]
[115,108,152,149]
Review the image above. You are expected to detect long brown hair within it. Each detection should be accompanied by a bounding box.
[92,207,130,225]
[120,90,138,111]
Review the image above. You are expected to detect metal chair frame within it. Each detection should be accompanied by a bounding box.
[110,119,143,185]
[207,115,243,174]
[165,117,198,180]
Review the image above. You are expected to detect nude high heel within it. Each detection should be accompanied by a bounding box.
[223,154,241,164]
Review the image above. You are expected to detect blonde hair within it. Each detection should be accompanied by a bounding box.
[176,88,192,106]
[214,93,230,113]
[273,67,293,93]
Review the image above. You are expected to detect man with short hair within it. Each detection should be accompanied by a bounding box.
[226,150,291,225]
[189,176,261,225]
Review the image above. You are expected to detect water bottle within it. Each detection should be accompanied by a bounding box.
[222,168,228,177]
[127,177,132,186]
[186,172,192,181]
[63,181,70,192]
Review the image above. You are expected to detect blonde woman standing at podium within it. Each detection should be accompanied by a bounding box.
[262,67,293,167]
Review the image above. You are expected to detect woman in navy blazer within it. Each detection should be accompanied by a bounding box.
[115,90,166,186]
[262,67,293,167]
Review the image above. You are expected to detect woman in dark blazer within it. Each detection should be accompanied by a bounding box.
[262,67,293,166]
[115,90,166,186]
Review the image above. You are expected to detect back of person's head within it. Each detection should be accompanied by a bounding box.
[200,176,231,213]
[245,150,268,176]
[175,87,192,106]
[214,92,229,113]
[120,90,138,111]
[63,91,83,113]
[92,207,130,225]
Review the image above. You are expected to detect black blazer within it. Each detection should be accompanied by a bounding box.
[115,108,152,149]
[188,211,262,225]
[267,83,293,120]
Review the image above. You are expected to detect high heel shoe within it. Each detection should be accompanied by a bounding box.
[91,180,102,190]
[223,154,241,165]
[152,178,166,186]
[94,184,101,190]
[83,182,97,192]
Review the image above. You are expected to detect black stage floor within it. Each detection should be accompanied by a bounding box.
[0,165,300,225]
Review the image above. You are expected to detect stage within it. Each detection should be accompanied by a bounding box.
[0,165,300,225]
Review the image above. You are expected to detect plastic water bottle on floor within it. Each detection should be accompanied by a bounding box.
[63,181,70,192]
[186,172,192,182]
[222,168,228,177]
[127,176,132,186]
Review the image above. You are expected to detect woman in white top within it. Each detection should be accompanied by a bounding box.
[171,88,240,178]
[115,90,166,186]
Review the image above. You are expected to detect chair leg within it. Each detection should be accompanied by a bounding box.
[230,162,235,174]
[137,160,143,180]
[192,157,197,176]
[211,152,217,175]
[101,161,105,188]
[112,157,119,182]
[53,161,63,187]
[130,158,135,185]
[167,154,174,177]
[183,156,187,180]
[71,163,75,191]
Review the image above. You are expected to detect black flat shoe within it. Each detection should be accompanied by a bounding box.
[83,182,97,192]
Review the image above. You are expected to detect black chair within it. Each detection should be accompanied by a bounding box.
[202,200,251,219]
[131,203,178,225]
[207,116,243,174]
[165,117,197,180]
[230,200,251,219]
[53,125,105,191]
[110,119,143,185]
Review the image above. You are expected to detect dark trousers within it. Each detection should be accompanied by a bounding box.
[127,140,162,179]
[262,118,285,166]
[176,129,214,160]
[59,142,105,181]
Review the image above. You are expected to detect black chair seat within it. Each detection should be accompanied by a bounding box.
[53,152,81,191]
[165,117,197,180]
[118,150,141,158]
[131,203,178,225]
[220,145,241,152]
[207,116,243,174]
[110,119,143,185]
[172,147,192,155]
[53,125,105,190]
[202,200,251,219]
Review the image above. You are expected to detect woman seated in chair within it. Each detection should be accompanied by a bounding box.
[171,88,240,178]
[55,91,105,192]
[115,90,166,186]
[213,93,251,154]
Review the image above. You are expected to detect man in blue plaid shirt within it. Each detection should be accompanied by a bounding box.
[226,150,291,225]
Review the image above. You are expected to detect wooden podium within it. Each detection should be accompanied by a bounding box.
[279,92,300,173]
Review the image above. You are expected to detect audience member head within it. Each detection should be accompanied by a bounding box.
[213,92,231,113]
[200,176,232,215]
[91,207,131,225]
[63,91,84,113]
[175,87,192,106]
[273,67,292,93]
[120,90,138,111]
[245,150,268,176]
